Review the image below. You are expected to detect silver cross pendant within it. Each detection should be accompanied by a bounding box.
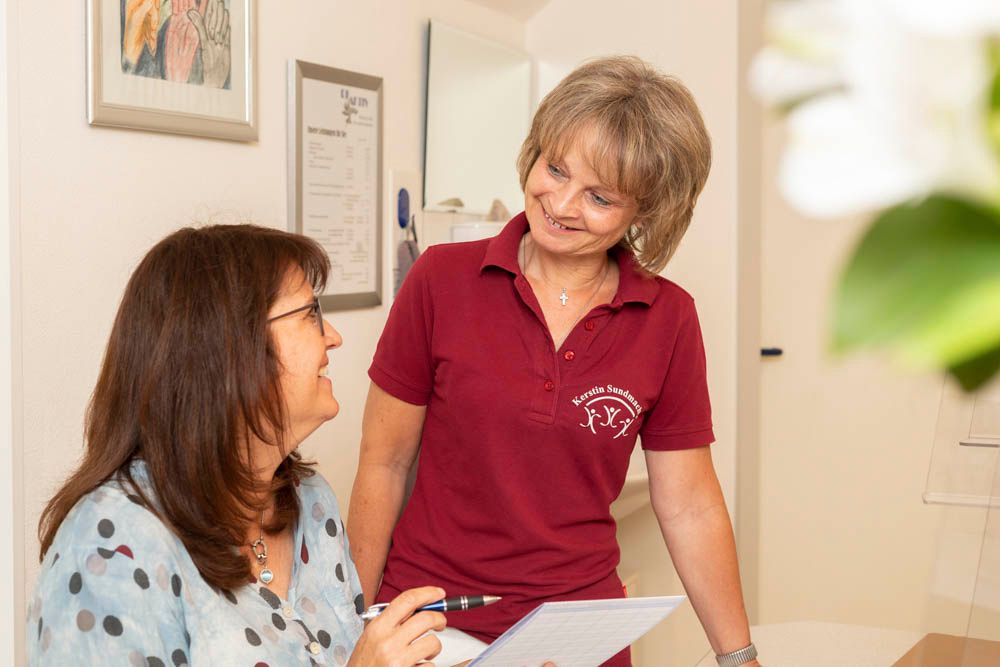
[559,288,568,306]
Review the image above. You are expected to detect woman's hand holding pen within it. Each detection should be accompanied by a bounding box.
[347,586,447,667]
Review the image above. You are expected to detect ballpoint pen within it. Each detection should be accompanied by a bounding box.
[360,594,502,621]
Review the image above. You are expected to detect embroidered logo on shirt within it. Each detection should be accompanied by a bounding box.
[571,384,644,439]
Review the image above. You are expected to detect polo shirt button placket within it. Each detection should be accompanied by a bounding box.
[563,350,575,361]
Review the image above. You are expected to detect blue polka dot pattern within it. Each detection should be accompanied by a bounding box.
[259,587,280,610]
[76,609,97,632]
[76,610,95,632]
[26,461,364,665]
[245,627,262,647]
[97,519,115,538]
[102,615,123,636]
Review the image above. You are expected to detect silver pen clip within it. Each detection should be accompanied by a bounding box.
[359,603,390,621]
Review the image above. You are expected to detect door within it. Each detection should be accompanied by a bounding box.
[755,113,968,631]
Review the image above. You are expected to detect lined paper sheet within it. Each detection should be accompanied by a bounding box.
[469,596,686,667]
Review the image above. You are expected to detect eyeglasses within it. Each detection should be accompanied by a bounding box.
[267,298,324,336]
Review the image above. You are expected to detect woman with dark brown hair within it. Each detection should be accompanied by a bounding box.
[27,225,450,666]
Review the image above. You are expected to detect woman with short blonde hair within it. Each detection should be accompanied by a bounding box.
[351,56,758,667]
[517,55,712,273]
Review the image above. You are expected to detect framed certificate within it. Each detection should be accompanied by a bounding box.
[288,60,383,310]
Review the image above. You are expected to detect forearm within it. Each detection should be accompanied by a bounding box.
[347,461,409,606]
[348,382,427,606]
[646,448,755,662]
[658,500,752,656]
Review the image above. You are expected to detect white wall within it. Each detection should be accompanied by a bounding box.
[2,0,24,662]
[526,2,743,664]
[12,2,523,661]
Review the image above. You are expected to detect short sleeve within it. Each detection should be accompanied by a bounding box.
[368,247,437,405]
[27,540,189,667]
[639,297,715,451]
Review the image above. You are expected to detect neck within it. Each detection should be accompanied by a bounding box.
[521,235,610,289]
[244,435,286,526]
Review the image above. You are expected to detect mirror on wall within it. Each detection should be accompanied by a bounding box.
[423,21,531,216]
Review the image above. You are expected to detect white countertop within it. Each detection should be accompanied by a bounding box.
[694,621,923,667]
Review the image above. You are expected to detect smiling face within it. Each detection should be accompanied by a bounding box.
[523,125,640,262]
[267,268,343,448]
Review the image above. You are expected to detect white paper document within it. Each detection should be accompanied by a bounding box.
[468,595,686,667]
[300,77,379,297]
[430,627,490,666]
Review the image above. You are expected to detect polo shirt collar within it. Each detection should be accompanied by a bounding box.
[479,212,527,276]
[480,212,659,307]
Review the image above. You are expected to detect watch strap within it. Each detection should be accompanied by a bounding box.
[716,642,757,667]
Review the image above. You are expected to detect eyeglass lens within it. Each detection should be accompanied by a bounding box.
[314,300,324,337]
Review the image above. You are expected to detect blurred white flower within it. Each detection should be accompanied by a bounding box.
[752,0,1000,218]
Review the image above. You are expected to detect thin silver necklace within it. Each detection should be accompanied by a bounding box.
[571,261,610,328]
[520,236,609,309]
[250,511,274,585]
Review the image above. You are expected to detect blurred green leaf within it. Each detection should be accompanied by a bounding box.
[989,39,1000,157]
[896,276,1000,367]
[950,345,1000,392]
[833,195,1000,390]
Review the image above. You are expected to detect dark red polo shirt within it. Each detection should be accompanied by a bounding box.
[369,213,714,650]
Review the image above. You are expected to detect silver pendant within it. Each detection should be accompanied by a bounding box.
[251,536,272,585]
[559,288,568,306]
[251,537,268,561]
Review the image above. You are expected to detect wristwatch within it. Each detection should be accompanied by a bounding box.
[716,643,757,667]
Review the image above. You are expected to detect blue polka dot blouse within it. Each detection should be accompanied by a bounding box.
[27,460,365,666]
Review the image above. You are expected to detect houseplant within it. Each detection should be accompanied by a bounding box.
[751,0,1000,391]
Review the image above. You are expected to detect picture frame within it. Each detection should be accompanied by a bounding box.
[288,60,383,310]
[87,0,257,142]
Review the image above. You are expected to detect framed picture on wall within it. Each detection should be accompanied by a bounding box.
[86,0,257,141]
[288,60,383,310]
